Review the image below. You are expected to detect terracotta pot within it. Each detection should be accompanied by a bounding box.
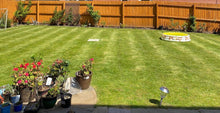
[75,71,92,90]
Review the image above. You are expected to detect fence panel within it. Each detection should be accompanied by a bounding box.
[1,0,220,32]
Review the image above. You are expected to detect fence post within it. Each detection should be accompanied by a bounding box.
[37,1,39,22]
[121,2,124,25]
[155,3,158,29]
[63,1,65,10]
[192,4,196,16]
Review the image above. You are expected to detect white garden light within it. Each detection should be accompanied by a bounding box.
[160,87,169,106]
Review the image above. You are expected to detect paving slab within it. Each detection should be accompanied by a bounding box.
[131,108,200,113]
[92,107,108,113]
[109,107,131,113]
[199,109,220,113]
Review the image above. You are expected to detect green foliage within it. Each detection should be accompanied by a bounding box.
[101,21,106,27]
[66,8,74,26]
[120,23,125,28]
[86,4,101,26]
[26,21,30,25]
[3,84,14,94]
[169,19,179,30]
[189,16,196,32]
[14,0,32,24]
[49,7,65,25]
[48,59,69,80]
[0,16,12,28]
[47,86,59,98]
[182,22,188,32]
[198,23,206,33]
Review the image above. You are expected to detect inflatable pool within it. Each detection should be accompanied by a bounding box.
[161,32,191,42]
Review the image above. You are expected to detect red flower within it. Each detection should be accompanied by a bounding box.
[90,58,94,61]
[19,74,22,76]
[32,62,35,65]
[23,65,27,69]
[13,68,18,71]
[25,63,29,67]
[82,65,86,68]
[37,62,41,66]
[20,64,24,68]
[33,65,36,69]
[25,73,29,76]
[17,80,22,84]
[24,80,28,84]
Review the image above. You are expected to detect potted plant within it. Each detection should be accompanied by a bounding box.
[9,86,20,104]
[14,101,23,112]
[47,59,69,82]
[0,102,11,113]
[3,84,13,102]
[42,86,59,109]
[23,101,40,113]
[12,57,44,103]
[75,58,94,89]
[60,89,72,108]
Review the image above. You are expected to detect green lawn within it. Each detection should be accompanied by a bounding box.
[1,25,220,107]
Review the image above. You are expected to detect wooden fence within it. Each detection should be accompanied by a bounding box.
[1,0,220,32]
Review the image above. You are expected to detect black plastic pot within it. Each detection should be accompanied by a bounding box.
[61,93,72,108]
[42,96,57,109]
[24,101,40,113]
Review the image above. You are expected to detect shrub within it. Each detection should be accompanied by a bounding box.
[14,0,32,24]
[198,23,206,33]
[49,7,65,26]
[182,22,188,32]
[0,17,12,28]
[86,4,101,26]
[189,16,196,32]
[169,19,179,30]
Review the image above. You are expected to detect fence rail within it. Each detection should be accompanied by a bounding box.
[0,0,220,32]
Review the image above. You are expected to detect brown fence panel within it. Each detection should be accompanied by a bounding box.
[1,0,220,32]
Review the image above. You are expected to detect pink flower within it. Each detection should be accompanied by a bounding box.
[33,65,36,69]
[17,80,22,84]
[90,58,94,61]
[24,80,28,84]
[20,64,24,68]
[37,62,41,66]
[25,63,29,67]
[19,74,22,76]
[13,68,18,71]
[82,65,86,68]
[25,73,29,76]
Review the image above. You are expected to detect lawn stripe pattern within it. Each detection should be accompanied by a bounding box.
[1,26,220,107]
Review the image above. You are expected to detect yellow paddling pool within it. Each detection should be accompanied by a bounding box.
[162,32,191,42]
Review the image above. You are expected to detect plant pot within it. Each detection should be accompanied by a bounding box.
[10,95,20,104]
[38,86,50,97]
[3,94,10,103]
[61,93,72,108]
[14,102,22,112]
[75,71,92,90]
[20,87,32,103]
[42,96,57,109]
[0,103,11,113]
[24,101,40,113]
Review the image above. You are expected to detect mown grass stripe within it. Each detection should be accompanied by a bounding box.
[0,27,67,58]
[0,26,49,49]
[0,26,39,40]
[0,27,58,56]
[44,28,92,61]
[0,26,30,38]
